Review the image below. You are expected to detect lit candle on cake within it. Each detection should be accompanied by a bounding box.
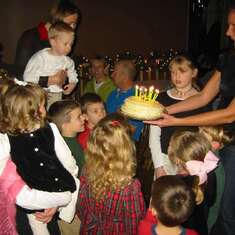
[135,85,139,96]
[152,89,159,101]
[139,87,143,100]
[148,86,154,100]
[144,88,148,100]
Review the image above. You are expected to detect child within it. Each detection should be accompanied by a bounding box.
[77,92,106,150]
[48,100,85,235]
[48,100,85,176]
[77,114,145,234]
[23,21,78,108]
[0,78,73,235]
[167,130,219,235]
[138,175,198,235]
[149,54,211,178]
[199,126,233,231]
[1,82,79,235]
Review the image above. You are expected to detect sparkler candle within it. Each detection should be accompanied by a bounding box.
[152,89,159,101]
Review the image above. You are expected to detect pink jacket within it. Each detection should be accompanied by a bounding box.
[0,159,25,235]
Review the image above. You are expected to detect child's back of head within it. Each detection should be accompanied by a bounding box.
[85,115,136,200]
[151,175,196,227]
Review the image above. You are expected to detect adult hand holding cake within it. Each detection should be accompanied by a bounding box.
[121,85,165,120]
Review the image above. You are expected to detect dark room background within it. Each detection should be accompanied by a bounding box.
[0,0,189,64]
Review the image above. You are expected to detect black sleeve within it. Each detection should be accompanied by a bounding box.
[38,76,49,88]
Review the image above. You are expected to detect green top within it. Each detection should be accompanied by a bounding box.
[84,77,116,102]
[63,136,85,176]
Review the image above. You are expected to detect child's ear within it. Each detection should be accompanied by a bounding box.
[150,207,157,216]
[211,141,221,150]
[192,68,198,78]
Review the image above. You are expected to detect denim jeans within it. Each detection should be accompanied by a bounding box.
[210,144,235,235]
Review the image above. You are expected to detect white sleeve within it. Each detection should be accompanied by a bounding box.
[0,134,11,175]
[23,53,43,84]
[16,185,72,210]
[66,57,78,83]
[59,177,80,223]
[50,123,78,176]
[149,125,165,168]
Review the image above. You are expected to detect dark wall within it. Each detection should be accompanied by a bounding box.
[0,0,189,64]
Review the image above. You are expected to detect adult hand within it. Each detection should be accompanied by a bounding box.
[144,113,178,127]
[48,70,67,87]
[35,208,57,224]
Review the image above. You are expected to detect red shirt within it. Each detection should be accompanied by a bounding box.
[77,176,145,235]
[138,209,198,235]
[77,125,91,150]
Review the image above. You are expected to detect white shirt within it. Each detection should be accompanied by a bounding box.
[23,48,78,93]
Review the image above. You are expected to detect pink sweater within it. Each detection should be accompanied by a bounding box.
[0,159,25,235]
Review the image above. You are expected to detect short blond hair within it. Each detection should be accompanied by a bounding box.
[1,83,46,135]
[199,126,233,148]
[48,21,74,39]
[85,118,136,200]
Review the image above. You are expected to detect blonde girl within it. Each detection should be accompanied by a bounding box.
[1,82,79,235]
[149,54,211,178]
[77,115,145,234]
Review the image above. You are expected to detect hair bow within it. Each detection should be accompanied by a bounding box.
[111,120,120,126]
[14,78,27,86]
[185,151,219,185]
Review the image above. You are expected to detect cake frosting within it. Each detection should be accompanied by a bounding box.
[121,96,165,120]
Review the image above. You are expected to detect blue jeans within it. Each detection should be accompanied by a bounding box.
[210,144,235,235]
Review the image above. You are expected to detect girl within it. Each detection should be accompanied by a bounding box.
[167,130,219,235]
[77,115,145,234]
[138,175,198,235]
[149,54,211,178]
[0,82,79,235]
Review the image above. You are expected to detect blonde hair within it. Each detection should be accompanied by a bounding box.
[199,126,233,148]
[48,21,74,39]
[169,55,199,90]
[1,83,46,135]
[85,118,136,200]
[168,130,212,204]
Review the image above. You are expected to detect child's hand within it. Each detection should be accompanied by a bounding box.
[48,70,67,87]
[35,208,57,224]
[63,83,77,95]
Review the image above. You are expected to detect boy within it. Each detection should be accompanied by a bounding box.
[24,22,78,108]
[48,99,84,235]
[48,100,85,174]
[138,175,198,235]
[77,93,106,150]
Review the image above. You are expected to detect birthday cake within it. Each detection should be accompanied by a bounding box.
[121,96,165,120]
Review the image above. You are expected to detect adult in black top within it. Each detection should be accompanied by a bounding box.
[147,5,235,235]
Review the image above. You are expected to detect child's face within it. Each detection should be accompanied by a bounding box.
[85,102,106,128]
[65,107,85,135]
[50,32,74,56]
[170,63,197,90]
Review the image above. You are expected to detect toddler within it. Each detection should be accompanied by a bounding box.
[77,92,106,150]
[23,21,78,108]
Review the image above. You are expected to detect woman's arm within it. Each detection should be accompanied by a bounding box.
[167,70,221,114]
[148,96,235,127]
